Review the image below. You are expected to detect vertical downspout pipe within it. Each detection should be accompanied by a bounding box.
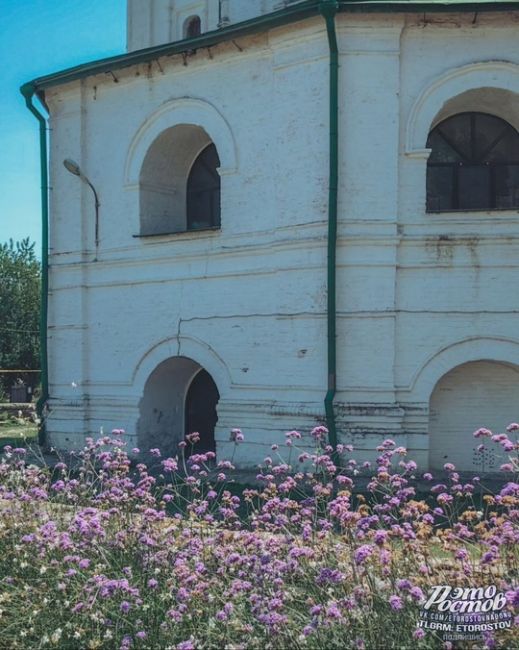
[20,83,49,446]
[320,1,339,450]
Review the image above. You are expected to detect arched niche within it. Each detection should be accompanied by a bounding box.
[429,360,519,472]
[405,61,519,155]
[408,336,519,403]
[137,356,220,458]
[125,98,237,186]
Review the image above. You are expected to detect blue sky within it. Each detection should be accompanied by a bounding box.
[0,0,126,253]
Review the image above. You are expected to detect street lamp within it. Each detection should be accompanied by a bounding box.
[63,159,100,253]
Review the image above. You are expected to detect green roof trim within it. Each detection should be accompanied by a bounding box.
[22,0,519,95]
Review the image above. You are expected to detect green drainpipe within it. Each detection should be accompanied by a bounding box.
[20,83,49,446]
[320,1,339,450]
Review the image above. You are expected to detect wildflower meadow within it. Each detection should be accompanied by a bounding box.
[0,425,517,649]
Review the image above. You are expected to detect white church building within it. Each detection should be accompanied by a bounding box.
[23,0,519,472]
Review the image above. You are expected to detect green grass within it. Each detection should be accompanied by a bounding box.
[0,418,38,448]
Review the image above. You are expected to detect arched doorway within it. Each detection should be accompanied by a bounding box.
[137,356,219,458]
[185,369,219,454]
[429,360,519,472]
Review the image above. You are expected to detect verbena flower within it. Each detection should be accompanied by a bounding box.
[389,595,403,610]
[474,427,492,438]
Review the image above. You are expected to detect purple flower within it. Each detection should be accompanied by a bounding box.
[120,636,132,650]
[120,601,131,613]
[354,544,373,565]
[410,586,425,601]
[326,602,341,619]
[149,448,161,458]
[162,457,178,472]
[455,548,469,561]
[481,550,497,564]
[389,595,403,610]
[505,588,519,607]
[482,631,496,649]
[316,568,344,585]
[311,426,328,440]
[500,482,519,497]
[224,602,234,615]
[473,427,492,438]
[230,428,244,443]
[506,422,519,431]
[176,587,190,602]
[373,530,388,546]
[176,641,195,650]
[430,483,447,493]
[437,493,453,505]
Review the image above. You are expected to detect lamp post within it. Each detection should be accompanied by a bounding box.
[63,159,100,254]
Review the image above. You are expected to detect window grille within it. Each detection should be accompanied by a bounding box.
[426,112,519,211]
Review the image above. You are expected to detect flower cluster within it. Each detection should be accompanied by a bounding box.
[0,424,517,649]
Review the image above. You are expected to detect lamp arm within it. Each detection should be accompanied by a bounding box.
[82,176,100,249]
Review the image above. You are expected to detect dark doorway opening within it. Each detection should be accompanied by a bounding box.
[184,368,219,454]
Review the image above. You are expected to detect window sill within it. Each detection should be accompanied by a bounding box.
[133,226,220,239]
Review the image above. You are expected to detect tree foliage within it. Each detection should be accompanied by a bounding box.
[0,238,40,373]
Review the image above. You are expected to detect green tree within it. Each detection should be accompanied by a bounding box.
[0,239,40,390]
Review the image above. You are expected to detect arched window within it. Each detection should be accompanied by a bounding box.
[186,143,221,230]
[139,125,221,236]
[184,15,201,38]
[426,112,519,211]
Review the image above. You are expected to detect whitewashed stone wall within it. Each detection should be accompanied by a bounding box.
[45,11,519,471]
